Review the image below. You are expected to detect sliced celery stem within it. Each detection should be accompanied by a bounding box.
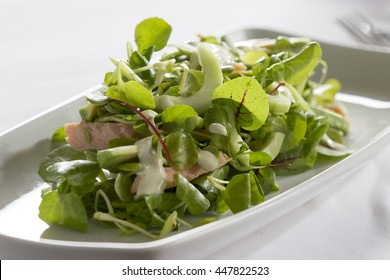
[154,43,223,114]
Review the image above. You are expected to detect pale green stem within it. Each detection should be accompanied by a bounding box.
[93,212,158,240]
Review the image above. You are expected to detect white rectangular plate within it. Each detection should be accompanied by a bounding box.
[1,29,390,259]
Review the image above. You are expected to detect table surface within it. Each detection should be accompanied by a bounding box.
[1,0,389,259]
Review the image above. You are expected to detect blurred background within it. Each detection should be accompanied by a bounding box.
[1,0,389,133]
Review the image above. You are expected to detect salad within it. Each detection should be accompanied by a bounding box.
[38,17,350,239]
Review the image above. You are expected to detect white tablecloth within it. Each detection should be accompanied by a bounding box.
[1,0,389,259]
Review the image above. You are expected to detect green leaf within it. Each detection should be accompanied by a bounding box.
[192,164,230,193]
[129,50,154,85]
[249,170,265,204]
[212,76,269,131]
[280,108,307,152]
[106,81,155,109]
[267,42,322,85]
[275,115,329,175]
[135,17,172,55]
[174,173,210,215]
[313,78,341,104]
[46,160,100,187]
[39,191,88,232]
[215,189,229,214]
[224,173,251,213]
[203,103,230,133]
[242,50,269,66]
[164,130,198,170]
[257,167,280,195]
[114,173,134,202]
[248,150,272,166]
[161,105,198,133]
[144,193,181,212]
[38,145,86,183]
[159,211,177,238]
[71,183,95,196]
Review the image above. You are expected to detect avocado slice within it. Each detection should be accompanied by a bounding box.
[79,102,98,121]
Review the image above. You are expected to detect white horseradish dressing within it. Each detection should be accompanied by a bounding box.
[131,137,167,197]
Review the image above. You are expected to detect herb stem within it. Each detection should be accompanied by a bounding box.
[93,212,158,240]
[176,217,193,229]
[207,176,228,191]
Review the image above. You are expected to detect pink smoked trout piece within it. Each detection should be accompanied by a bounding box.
[65,122,138,151]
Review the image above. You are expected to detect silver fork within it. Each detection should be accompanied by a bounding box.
[338,12,390,47]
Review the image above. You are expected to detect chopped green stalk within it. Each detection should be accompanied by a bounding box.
[155,43,223,113]
[260,132,286,160]
[268,94,291,114]
[97,145,138,170]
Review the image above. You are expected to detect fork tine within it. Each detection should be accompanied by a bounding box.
[338,13,390,47]
[353,12,390,45]
[338,16,374,45]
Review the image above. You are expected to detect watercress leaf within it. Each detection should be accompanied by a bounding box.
[266,42,322,85]
[174,173,210,215]
[280,108,307,152]
[46,160,100,187]
[248,150,272,166]
[252,56,270,76]
[38,145,86,183]
[114,173,134,202]
[39,190,88,232]
[242,50,269,66]
[149,210,165,228]
[215,189,229,214]
[224,173,251,213]
[145,193,181,212]
[203,103,230,131]
[313,78,341,104]
[164,130,198,170]
[270,36,310,54]
[192,164,230,193]
[257,167,280,195]
[71,183,95,196]
[159,211,177,237]
[129,50,153,85]
[106,81,155,110]
[249,170,265,205]
[212,76,269,131]
[135,17,172,55]
[158,193,182,212]
[161,104,198,133]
